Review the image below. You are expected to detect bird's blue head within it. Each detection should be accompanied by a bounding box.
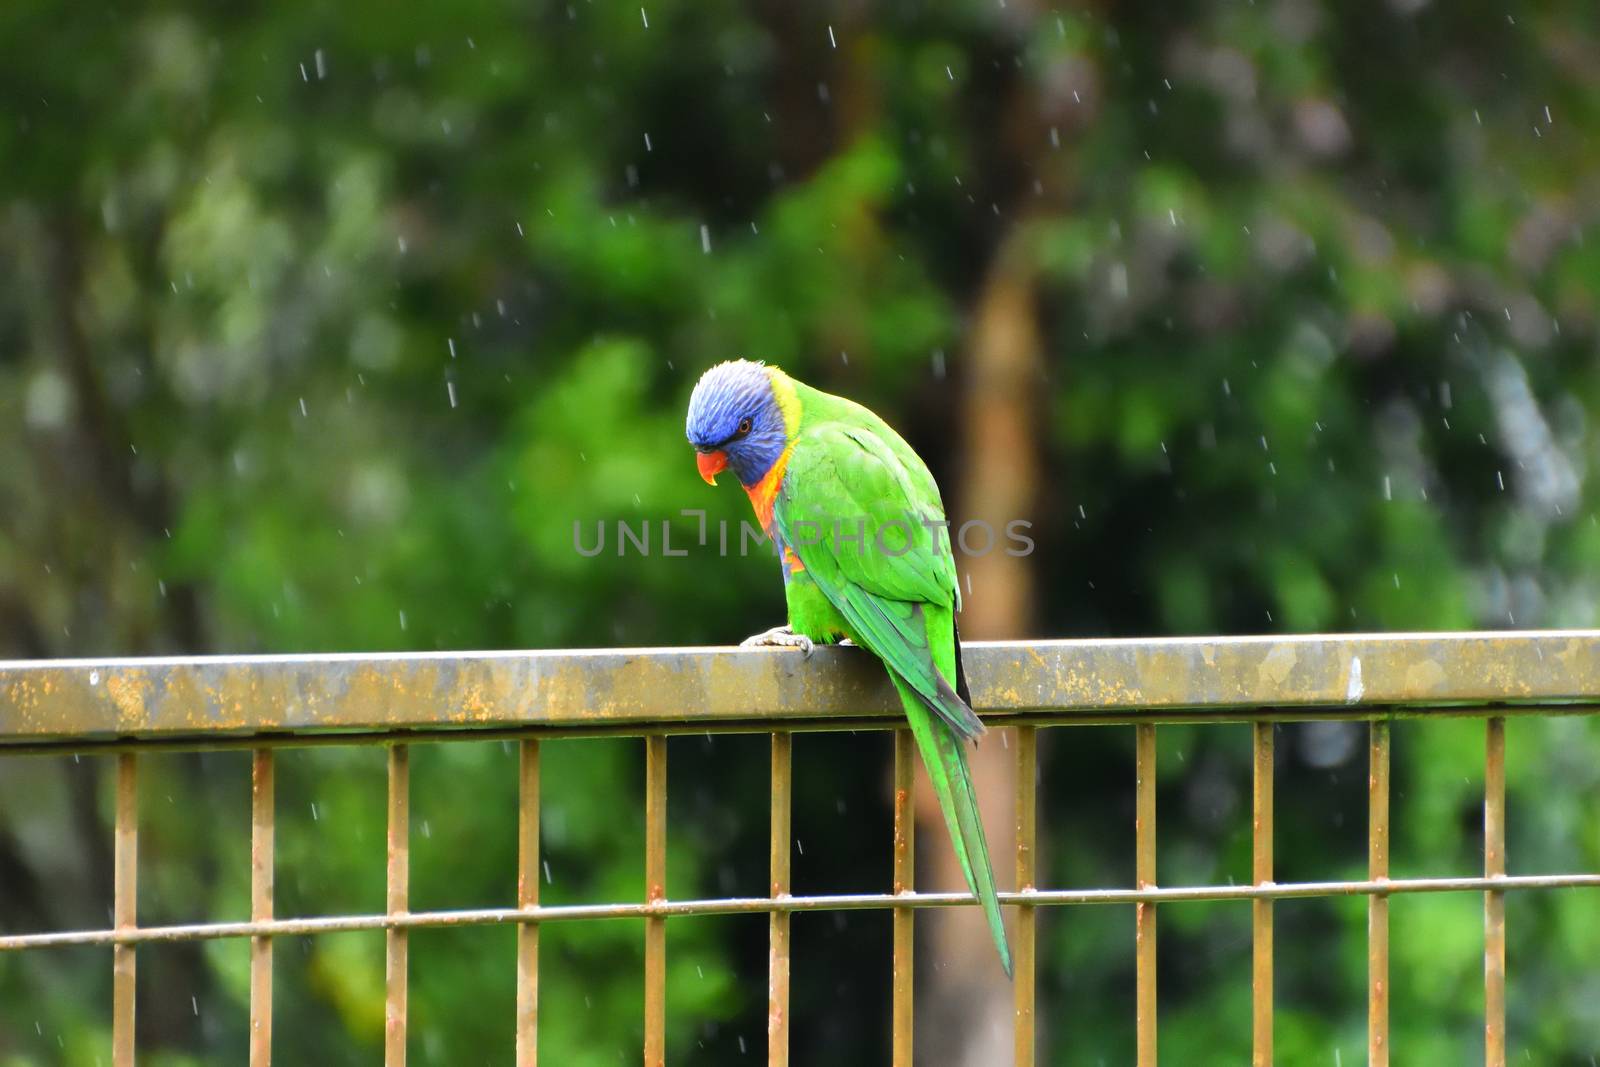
[686,360,791,487]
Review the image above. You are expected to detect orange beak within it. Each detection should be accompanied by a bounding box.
[696,450,728,486]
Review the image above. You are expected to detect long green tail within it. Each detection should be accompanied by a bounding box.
[892,676,1014,978]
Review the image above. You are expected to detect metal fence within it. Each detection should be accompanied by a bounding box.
[2,632,1599,1066]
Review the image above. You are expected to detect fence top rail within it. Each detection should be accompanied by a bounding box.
[2,630,1599,747]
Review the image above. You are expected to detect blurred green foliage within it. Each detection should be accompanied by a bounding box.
[2,0,1599,1063]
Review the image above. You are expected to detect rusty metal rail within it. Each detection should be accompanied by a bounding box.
[2,632,1599,1065]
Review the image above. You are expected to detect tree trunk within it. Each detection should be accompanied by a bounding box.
[917,231,1042,1065]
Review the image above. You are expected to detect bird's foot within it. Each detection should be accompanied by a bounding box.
[740,625,814,657]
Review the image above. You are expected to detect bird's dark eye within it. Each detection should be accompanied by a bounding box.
[737,417,752,435]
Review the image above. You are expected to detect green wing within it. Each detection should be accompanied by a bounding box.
[774,422,1012,977]
[773,424,980,739]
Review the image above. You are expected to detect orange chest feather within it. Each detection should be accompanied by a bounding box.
[743,447,792,538]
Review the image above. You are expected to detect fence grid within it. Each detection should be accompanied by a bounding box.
[3,632,1599,1066]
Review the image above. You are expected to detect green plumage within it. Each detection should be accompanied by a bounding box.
[771,376,1013,978]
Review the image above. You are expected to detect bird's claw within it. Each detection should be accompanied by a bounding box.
[740,625,814,657]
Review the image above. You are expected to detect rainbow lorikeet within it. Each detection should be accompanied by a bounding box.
[685,359,1012,977]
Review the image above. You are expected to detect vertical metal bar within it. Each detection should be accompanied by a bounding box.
[1251,722,1274,1067]
[1484,717,1506,1067]
[516,739,541,1067]
[1135,724,1157,1067]
[1014,726,1038,1067]
[644,735,667,1067]
[251,749,275,1067]
[386,744,410,1067]
[113,752,138,1067]
[891,729,915,1067]
[768,732,792,1067]
[1368,720,1391,1067]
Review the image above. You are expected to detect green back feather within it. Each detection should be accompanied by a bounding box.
[771,380,1012,977]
